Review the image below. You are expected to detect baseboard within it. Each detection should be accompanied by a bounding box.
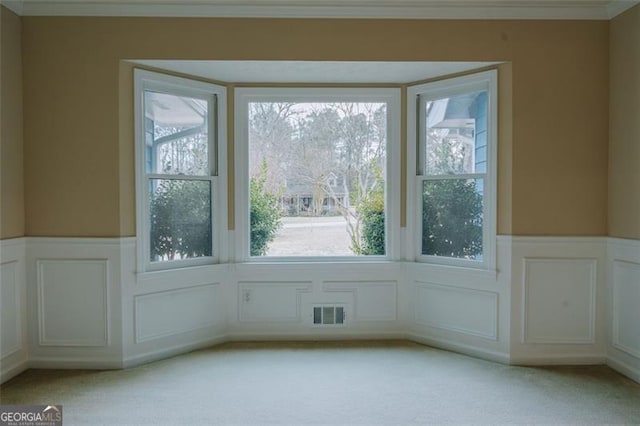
[227,331,406,342]
[122,334,228,369]
[28,357,123,370]
[407,333,511,364]
[510,354,607,366]
[607,356,640,384]
[1,358,29,384]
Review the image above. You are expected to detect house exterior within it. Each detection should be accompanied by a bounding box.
[281,174,348,216]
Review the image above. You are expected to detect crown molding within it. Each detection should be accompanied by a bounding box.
[1,0,638,20]
[1,0,24,15]
[607,0,639,18]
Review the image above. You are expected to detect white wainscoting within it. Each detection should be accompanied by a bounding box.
[510,237,607,365]
[26,238,126,369]
[612,261,640,358]
[607,238,640,383]
[228,263,404,340]
[405,237,511,364]
[4,235,640,385]
[238,282,313,323]
[522,258,596,344]
[323,281,397,322]
[120,238,228,367]
[0,238,28,382]
[134,283,224,343]
[2,260,21,357]
[413,282,498,340]
[37,259,110,347]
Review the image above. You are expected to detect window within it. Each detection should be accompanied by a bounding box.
[134,70,226,271]
[235,88,400,261]
[409,70,497,268]
[134,67,494,269]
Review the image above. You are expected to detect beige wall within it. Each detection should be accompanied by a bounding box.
[0,6,24,239]
[609,4,640,240]
[21,17,609,237]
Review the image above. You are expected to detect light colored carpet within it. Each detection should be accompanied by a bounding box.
[1,341,639,425]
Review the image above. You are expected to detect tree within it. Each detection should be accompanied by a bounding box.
[250,161,282,256]
[289,107,342,215]
[149,179,212,261]
[308,103,386,252]
[248,102,296,194]
[421,179,482,258]
[247,101,388,255]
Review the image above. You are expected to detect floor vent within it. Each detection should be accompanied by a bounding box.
[313,306,345,325]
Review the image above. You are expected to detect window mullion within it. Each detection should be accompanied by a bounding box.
[417,94,425,176]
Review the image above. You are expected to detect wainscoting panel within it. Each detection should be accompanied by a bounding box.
[323,281,397,321]
[413,282,498,340]
[1,239,28,383]
[24,238,127,369]
[608,239,640,383]
[37,259,109,347]
[135,283,223,343]
[404,239,511,363]
[523,258,596,344]
[509,237,606,365]
[238,282,313,322]
[612,261,640,358]
[1,261,21,358]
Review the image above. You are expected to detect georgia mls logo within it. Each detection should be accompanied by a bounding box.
[0,404,63,426]
[43,406,61,416]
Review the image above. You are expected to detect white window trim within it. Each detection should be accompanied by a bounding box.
[234,87,401,263]
[406,70,498,270]
[134,69,227,273]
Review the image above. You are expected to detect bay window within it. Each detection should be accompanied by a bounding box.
[134,67,496,270]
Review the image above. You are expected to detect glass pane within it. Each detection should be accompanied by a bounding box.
[248,102,386,257]
[144,91,209,175]
[424,90,487,175]
[421,179,483,260]
[149,179,212,262]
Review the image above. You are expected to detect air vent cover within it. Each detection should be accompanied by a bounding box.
[313,306,345,325]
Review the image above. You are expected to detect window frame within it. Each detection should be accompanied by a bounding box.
[134,69,227,272]
[407,70,498,270]
[234,87,401,263]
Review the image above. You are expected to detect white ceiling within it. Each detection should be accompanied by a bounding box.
[132,60,502,84]
[2,0,638,19]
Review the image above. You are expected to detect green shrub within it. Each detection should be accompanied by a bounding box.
[358,191,385,256]
[422,179,483,258]
[250,162,282,256]
[149,162,282,260]
[150,179,212,261]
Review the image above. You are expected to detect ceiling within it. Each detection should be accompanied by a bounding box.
[132,60,502,84]
[2,0,638,19]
